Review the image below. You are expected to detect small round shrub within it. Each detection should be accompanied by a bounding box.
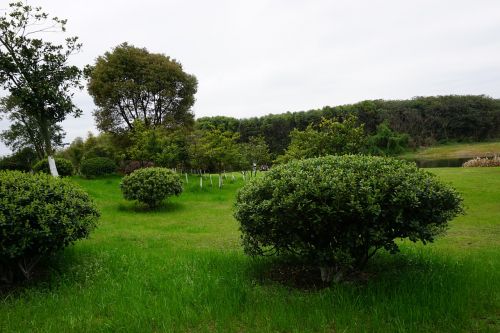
[80,157,116,178]
[234,155,463,282]
[0,171,100,282]
[33,157,74,177]
[120,167,183,209]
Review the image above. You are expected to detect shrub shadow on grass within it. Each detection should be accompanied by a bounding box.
[0,248,105,299]
[117,200,184,213]
[250,258,375,291]
[248,249,483,293]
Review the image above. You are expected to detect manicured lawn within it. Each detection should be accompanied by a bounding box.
[400,141,500,160]
[1,169,499,332]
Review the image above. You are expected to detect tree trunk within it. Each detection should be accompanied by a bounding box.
[47,155,59,177]
[40,117,59,177]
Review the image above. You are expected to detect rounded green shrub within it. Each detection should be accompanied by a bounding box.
[33,157,74,176]
[234,155,464,282]
[0,171,100,282]
[80,157,116,178]
[120,167,183,209]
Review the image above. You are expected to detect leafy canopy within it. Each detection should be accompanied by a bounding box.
[0,1,83,156]
[86,43,198,133]
[235,155,464,282]
[277,115,366,163]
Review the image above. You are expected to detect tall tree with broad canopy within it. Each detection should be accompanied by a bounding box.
[0,1,83,176]
[86,43,198,133]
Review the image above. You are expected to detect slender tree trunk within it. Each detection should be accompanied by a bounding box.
[40,117,59,177]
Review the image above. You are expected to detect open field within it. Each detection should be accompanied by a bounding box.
[400,141,500,160]
[1,169,499,332]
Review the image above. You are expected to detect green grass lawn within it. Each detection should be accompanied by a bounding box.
[400,141,500,160]
[1,169,499,332]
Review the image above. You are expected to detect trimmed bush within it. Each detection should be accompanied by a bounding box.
[33,157,74,176]
[80,157,116,178]
[234,155,464,282]
[0,171,100,282]
[120,167,183,209]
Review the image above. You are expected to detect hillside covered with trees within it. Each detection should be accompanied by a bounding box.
[197,95,500,156]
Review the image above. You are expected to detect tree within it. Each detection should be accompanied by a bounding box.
[241,136,271,174]
[366,121,409,156]
[86,43,198,133]
[0,1,83,176]
[126,120,190,169]
[60,137,84,170]
[189,128,243,187]
[0,97,65,160]
[277,116,366,163]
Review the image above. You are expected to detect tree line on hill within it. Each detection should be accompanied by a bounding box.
[197,95,500,156]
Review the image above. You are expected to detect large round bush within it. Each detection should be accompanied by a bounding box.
[0,171,100,282]
[33,157,74,176]
[234,155,463,282]
[120,167,183,209]
[80,157,116,178]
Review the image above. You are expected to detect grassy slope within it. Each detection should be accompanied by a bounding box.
[400,141,500,160]
[1,170,499,333]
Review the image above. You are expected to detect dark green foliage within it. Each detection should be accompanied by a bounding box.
[120,167,183,209]
[277,116,366,163]
[118,160,155,175]
[0,147,37,172]
[61,137,85,169]
[366,121,409,156]
[198,95,500,155]
[234,155,464,281]
[33,158,74,177]
[241,136,272,171]
[86,43,197,133]
[80,157,116,178]
[0,171,99,282]
[127,121,190,169]
[188,129,244,173]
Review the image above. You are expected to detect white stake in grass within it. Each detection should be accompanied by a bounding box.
[210,174,213,187]
[185,173,188,183]
[200,175,203,189]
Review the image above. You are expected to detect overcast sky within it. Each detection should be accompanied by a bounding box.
[1,0,500,155]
